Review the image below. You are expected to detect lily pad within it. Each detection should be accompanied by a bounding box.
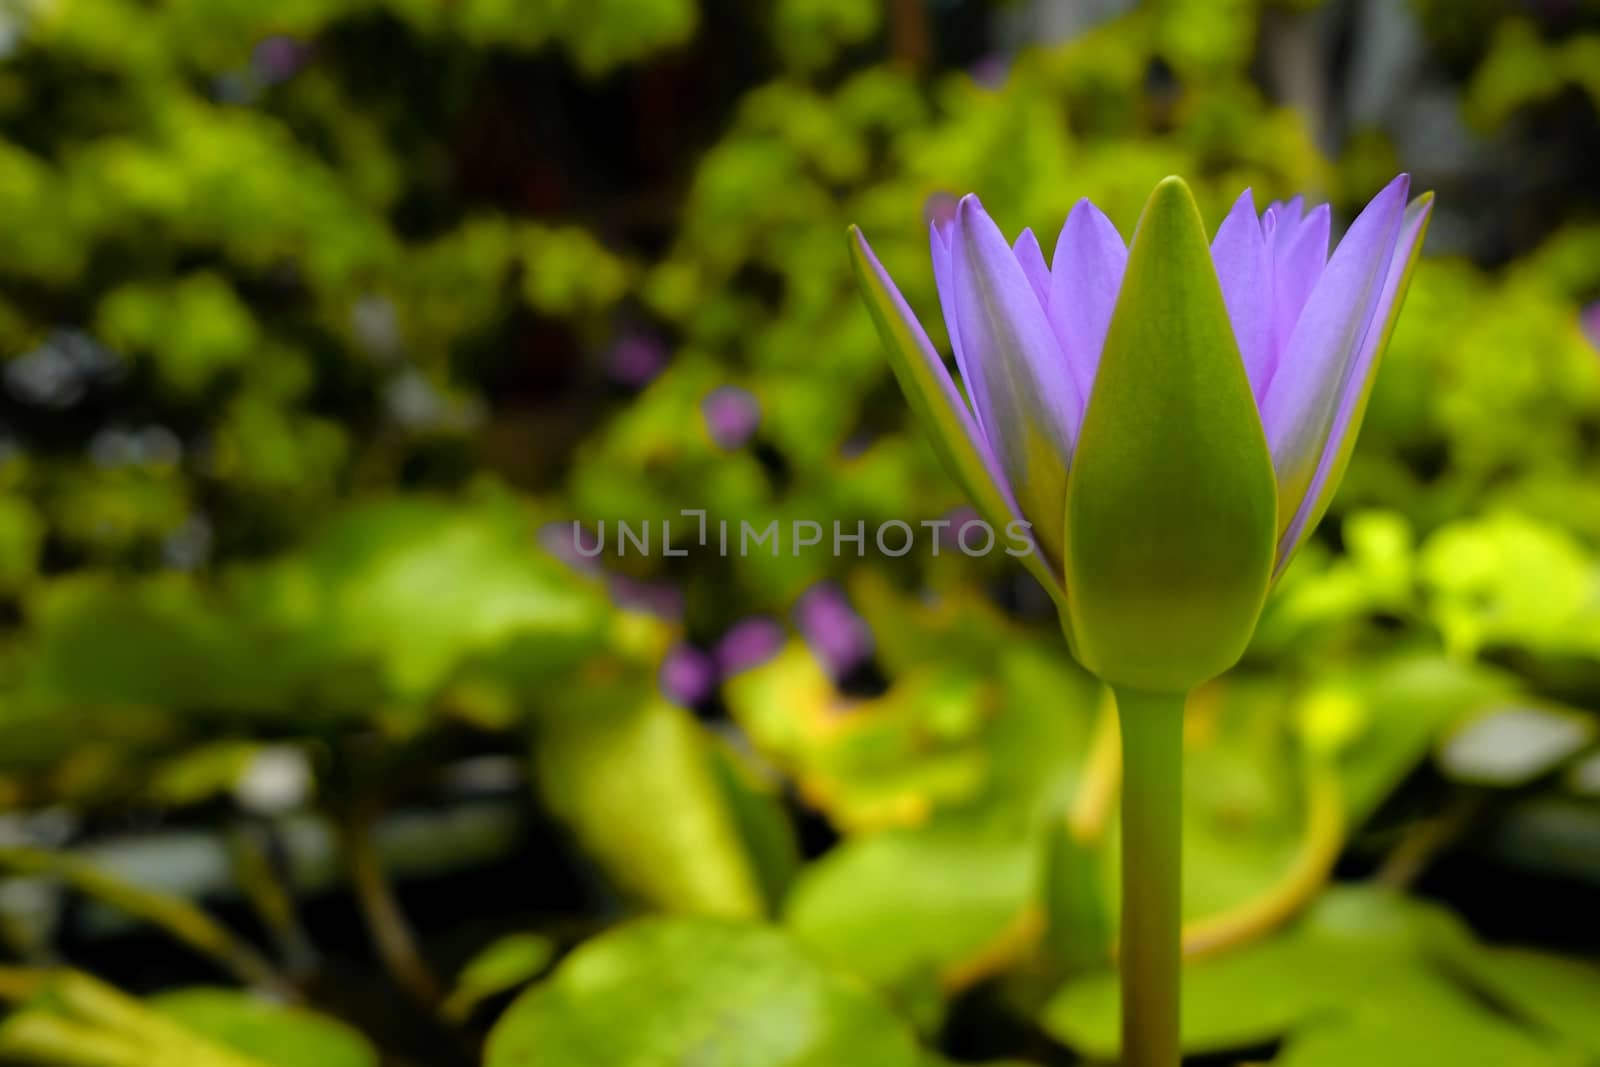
[1042,886,1584,1063]
[442,933,559,1021]
[150,989,378,1067]
[536,688,768,918]
[784,819,1036,1003]
[484,917,933,1067]
[1445,943,1600,1056]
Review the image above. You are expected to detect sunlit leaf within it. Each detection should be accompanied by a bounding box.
[442,933,559,1021]
[150,989,378,1067]
[484,918,932,1067]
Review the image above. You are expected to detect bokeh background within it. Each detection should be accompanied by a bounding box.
[3,1,1600,1065]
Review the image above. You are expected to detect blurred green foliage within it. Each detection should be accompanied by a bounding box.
[2,0,1600,1065]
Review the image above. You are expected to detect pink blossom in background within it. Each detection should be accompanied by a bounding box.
[252,36,312,84]
[701,386,761,450]
[715,617,786,676]
[659,644,716,707]
[606,330,669,388]
[1581,301,1600,354]
[924,192,959,232]
[793,582,874,680]
[608,574,685,620]
[539,521,604,572]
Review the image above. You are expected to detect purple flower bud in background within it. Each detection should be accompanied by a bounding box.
[715,617,785,677]
[924,192,959,231]
[1581,301,1600,355]
[793,582,874,681]
[701,386,761,450]
[606,330,669,388]
[253,36,311,84]
[539,521,604,573]
[659,644,716,708]
[945,505,982,552]
[969,52,1011,89]
[608,574,685,620]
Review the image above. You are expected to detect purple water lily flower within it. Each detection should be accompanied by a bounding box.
[851,175,1432,590]
[856,175,1433,1067]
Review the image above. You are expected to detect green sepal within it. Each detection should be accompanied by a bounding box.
[1061,177,1277,693]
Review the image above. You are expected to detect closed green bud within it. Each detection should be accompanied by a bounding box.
[1061,177,1278,694]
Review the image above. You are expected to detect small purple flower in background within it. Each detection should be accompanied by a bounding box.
[945,505,983,553]
[968,52,1011,89]
[539,521,604,573]
[701,386,761,450]
[924,192,959,232]
[606,330,669,388]
[1581,301,1600,355]
[659,644,716,708]
[252,36,312,84]
[839,430,874,459]
[716,617,785,677]
[793,582,874,681]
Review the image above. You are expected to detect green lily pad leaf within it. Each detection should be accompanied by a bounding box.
[1043,935,1318,1057]
[246,496,610,701]
[484,917,933,1067]
[1041,886,1576,1061]
[1179,686,1306,920]
[536,686,767,918]
[724,578,1100,836]
[1063,176,1277,692]
[1042,819,1114,973]
[1437,704,1595,787]
[1334,654,1512,825]
[722,642,995,832]
[150,988,378,1067]
[1419,513,1598,660]
[442,933,559,1021]
[1277,994,1582,1067]
[784,821,1036,1008]
[1446,944,1600,1056]
[20,576,294,716]
[705,739,803,911]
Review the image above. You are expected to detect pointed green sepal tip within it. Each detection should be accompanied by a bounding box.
[1061,176,1278,694]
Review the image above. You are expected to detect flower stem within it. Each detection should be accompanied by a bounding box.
[1115,686,1185,1067]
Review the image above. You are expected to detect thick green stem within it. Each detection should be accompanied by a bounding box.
[1115,687,1185,1067]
